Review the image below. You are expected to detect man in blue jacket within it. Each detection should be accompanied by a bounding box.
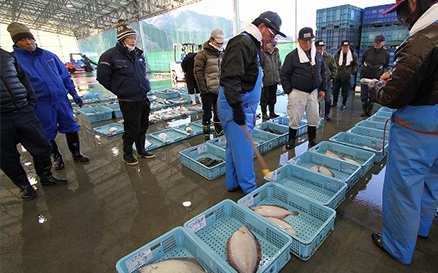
[8,23,89,171]
[97,19,154,166]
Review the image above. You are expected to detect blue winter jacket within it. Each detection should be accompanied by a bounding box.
[96,43,151,101]
[13,45,79,104]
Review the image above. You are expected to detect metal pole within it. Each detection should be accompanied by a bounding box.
[232,0,240,36]
[136,18,145,50]
[295,0,298,42]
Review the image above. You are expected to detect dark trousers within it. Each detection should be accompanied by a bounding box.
[1,105,52,171]
[119,100,150,154]
[333,77,351,106]
[186,77,200,94]
[360,84,374,103]
[201,92,219,125]
[260,85,278,107]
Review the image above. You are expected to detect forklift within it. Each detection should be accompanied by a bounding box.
[65,53,98,73]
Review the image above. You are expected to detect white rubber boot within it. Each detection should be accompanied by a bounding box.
[190,94,196,106]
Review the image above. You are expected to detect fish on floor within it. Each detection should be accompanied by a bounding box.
[265,217,297,236]
[251,205,299,219]
[227,226,261,273]
[139,257,205,273]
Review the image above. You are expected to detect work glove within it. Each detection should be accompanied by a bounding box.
[73,94,84,107]
[232,104,246,126]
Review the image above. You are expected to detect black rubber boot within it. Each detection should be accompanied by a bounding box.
[136,135,155,159]
[261,105,270,120]
[213,122,224,137]
[325,101,332,121]
[50,139,65,170]
[66,132,89,162]
[123,139,138,165]
[2,165,38,200]
[34,158,68,186]
[367,101,374,117]
[307,126,318,148]
[203,125,211,142]
[286,127,297,150]
[361,101,368,117]
[269,104,280,118]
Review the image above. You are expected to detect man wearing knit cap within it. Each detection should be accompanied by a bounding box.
[217,11,285,194]
[97,19,154,166]
[8,22,89,171]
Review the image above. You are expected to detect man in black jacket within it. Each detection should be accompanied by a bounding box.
[97,19,154,166]
[1,48,68,200]
[360,35,390,117]
[280,27,327,149]
[217,11,285,194]
[181,51,200,106]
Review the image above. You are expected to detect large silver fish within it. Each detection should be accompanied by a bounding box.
[227,226,261,273]
[139,257,205,273]
[251,205,299,219]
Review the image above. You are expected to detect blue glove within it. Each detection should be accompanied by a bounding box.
[73,94,84,107]
[232,104,246,126]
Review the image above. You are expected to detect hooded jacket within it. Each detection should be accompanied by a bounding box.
[262,46,281,86]
[194,41,224,95]
[370,21,438,108]
[12,45,79,104]
[97,42,151,101]
[1,48,36,112]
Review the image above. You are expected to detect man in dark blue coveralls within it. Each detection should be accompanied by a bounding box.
[218,11,285,194]
[8,22,89,171]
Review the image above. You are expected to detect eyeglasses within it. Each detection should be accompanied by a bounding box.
[267,28,276,38]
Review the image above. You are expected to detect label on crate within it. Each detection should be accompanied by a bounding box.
[289,159,297,165]
[280,152,289,166]
[125,248,153,272]
[197,144,207,155]
[242,195,254,207]
[187,215,206,233]
[218,138,227,146]
[269,170,278,181]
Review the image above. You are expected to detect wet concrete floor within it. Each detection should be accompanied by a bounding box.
[1,72,437,272]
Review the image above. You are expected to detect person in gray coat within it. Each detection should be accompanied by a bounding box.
[194,28,225,141]
[261,41,282,119]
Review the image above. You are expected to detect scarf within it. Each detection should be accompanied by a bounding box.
[209,42,224,52]
[410,3,438,35]
[297,43,316,65]
[338,50,353,66]
[242,23,262,42]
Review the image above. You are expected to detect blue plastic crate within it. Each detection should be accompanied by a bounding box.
[379,107,393,113]
[269,117,307,136]
[179,143,226,180]
[82,92,100,99]
[263,164,346,209]
[207,135,262,155]
[348,126,389,141]
[174,122,204,136]
[93,123,124,136]
[367,115,391,124]
[329,132,387,162]
[106,103,123,119]
[257,122,289,144]
[78,105,113,123]
[308,141,376,179]
[238,183,336,261]
[316,5,363,29]
[180,93,201,104]
[252,129,281,154]
[184,199,293,272]
[154,90,181,99]
[356,120,391,132]
[116,227,227,273]
[315,27,362,50]
[375,111,393,118]
[289,151,362,190]
[360,25,409,48]
[149,128,190,145]
[362,4,400,27]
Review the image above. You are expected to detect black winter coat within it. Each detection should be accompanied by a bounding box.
[370,22,438,108]
[280,49,327,94]
[0,48,36,113]
[97,43,151,101]
[360,47,390,79]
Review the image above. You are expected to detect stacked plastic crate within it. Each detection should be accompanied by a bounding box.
[315,5,363,51]
[357,4,410,84]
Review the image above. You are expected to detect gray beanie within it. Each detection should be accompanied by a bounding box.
[7,22,35,44]
[116,19,136,42]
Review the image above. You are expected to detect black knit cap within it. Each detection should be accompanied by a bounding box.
[116,19,137,42]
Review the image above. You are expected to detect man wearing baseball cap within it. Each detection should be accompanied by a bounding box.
[8,22,89,171]
[360,35,390,117]
[97,19,154,166]
[217,11,285,194]
[281,27,327,149]
[194,28,226,141]
[315,40,337,121]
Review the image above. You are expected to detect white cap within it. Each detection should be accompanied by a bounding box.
[211,28,225,43]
